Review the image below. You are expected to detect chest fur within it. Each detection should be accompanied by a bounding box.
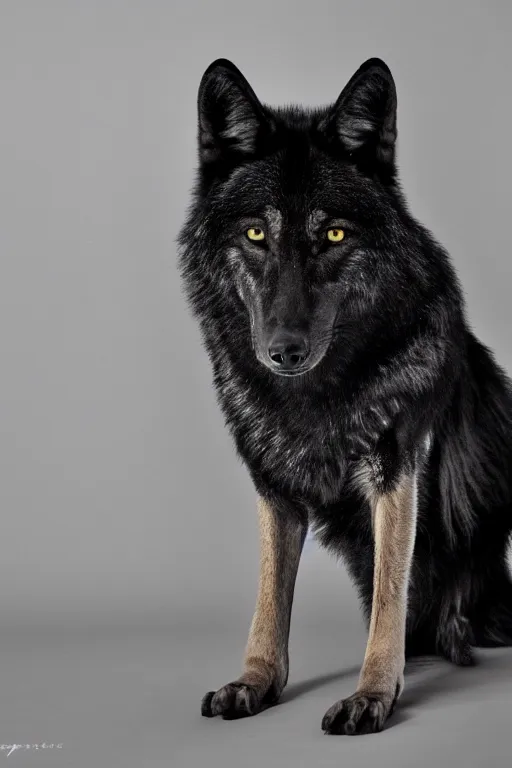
[218,373,353,505]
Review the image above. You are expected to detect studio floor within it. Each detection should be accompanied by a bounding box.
[4,548,512,767]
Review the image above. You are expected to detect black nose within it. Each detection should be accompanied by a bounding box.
[268,331,309,371]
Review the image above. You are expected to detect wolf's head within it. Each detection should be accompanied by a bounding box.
[180,59,430,380]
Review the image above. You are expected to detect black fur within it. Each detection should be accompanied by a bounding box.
[178,58,512,725]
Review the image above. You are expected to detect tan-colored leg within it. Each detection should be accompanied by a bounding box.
[202,497,307,718]
[323,470,417,735]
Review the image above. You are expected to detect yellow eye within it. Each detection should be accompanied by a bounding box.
[327,228,345,243]
[246,227,265,242]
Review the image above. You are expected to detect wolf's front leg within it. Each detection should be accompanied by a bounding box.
[323,466,417,735]
[201,496,307,719]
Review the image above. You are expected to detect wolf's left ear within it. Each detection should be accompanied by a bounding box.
[319,58,397,174]
[197,59,274,164]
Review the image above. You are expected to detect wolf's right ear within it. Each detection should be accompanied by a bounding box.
[319,58,397,176]
[197,59,274,164]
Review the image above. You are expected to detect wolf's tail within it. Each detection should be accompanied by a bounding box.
[472,569,512,648]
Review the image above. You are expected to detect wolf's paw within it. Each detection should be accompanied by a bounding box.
[437,610,475,666]
[346,398,400,459]
[321,690,397,735]
[201,681,277,720]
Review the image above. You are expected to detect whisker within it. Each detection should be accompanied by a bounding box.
[314,326,346,346]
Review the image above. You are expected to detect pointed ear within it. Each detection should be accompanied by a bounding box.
[319,58,397,174]
[197,59,273,164]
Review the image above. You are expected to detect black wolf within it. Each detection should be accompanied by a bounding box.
[178,57,512,734]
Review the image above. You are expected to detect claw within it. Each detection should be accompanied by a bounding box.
[201,691,216,717]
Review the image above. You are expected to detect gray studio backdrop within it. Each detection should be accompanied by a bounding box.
[1,3,512,766]
[2,0,511,624]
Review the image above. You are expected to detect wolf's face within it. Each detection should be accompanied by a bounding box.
[185,59,406,378]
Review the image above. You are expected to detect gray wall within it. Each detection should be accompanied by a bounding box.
[0,0,510,622]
